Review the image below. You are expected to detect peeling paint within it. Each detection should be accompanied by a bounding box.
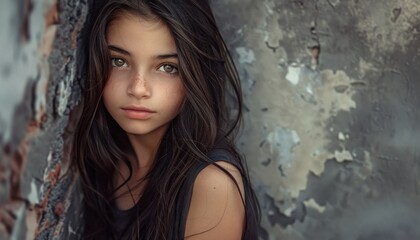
[235,47,255,64]
[303,198,325,214]
[333,150,353,162]
[212,0,420,239]
[338,132,345,141]
[285,65,301,85]
[10,205,25,240]
[305,85,313,95]
[28,180,39,205]
[263,127,300,169]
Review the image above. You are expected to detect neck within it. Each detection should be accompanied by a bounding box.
[126,125,168,170]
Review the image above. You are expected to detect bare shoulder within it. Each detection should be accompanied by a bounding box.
[185,161,245,240]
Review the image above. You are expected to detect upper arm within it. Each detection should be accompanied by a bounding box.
[185,161,245,240]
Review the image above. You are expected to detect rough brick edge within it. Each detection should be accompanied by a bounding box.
[34,0,88,239]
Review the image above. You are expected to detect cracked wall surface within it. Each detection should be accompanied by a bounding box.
[0,0,87,239]
[211,0,420,239]
[1,0,420,239]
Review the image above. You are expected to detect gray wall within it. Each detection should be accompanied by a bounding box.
[0,0,86,239]
[1,0,419,239]
[211,0,420,239]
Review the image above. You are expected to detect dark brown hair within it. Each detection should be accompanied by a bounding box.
[72,0,260,239]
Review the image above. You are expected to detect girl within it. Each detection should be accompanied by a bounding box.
[72,0,260,239]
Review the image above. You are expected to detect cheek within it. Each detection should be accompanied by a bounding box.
[103,82,114,104]
[106,68,132,87]
[163,81,185,111]
[103,78,123,108]
[104,71,129,95]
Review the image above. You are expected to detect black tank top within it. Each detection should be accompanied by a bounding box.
[110,148,244,239]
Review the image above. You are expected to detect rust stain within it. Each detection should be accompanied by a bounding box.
[10,134,34,200]
[34,164,61,237]
[48,164,61,187]
[1,120,43,237]
[71,20,83,49]
[0,155,9,185]
[71,28,78,49]
[20,0,33,43]
[311,45,321,66]
[34,218,51,237]
[27,120,40,132]
[54,202,65,217]
[10,150,23,199]
[0,202,23,235]
[43,1,59,54]
[41,27,58,59]
[45,1,59,27]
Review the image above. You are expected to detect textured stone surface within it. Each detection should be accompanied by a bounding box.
[0,0,87,239]
[1,0,419,239]
[211,0,420,239]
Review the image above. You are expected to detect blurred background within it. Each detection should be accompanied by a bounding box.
[1,0,419,239]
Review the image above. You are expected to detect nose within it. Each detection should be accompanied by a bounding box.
[127,72,151,99]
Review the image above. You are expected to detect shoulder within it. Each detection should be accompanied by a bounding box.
[184,161,245,239]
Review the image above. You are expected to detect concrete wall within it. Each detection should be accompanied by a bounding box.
[0,0,86,239]
[1,0,419,239]
[211,0,420,239]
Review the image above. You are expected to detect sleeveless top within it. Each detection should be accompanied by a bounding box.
[110,148,245,239]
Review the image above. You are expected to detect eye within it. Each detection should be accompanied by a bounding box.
[158,64,178,74]
[111,58,128,68]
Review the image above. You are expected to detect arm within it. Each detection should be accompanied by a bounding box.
[185,161,245,240]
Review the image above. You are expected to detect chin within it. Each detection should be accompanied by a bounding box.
[121,126,153,135]
[119,122,167,137]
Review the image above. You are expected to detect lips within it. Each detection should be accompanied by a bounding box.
[121,106,155,119]
[122,106,154,112]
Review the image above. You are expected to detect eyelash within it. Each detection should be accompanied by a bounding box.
[157,63,179,75]
[110,58,178,75]
[111,57,128,68]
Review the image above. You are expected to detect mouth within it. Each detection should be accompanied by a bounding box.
[122,106,154,112]
[121,106,155,119]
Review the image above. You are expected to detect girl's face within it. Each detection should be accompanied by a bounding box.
[104,13,185,139]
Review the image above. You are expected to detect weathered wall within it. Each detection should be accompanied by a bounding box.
[0,0,87,239]
[1,0,419,239]
[211,0,420,239]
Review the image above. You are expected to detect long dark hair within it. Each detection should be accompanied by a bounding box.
[72,0,260,239]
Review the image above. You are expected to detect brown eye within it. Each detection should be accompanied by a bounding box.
[111,58,127,68]
[159,64,178,74]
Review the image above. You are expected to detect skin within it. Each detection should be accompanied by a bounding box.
[104,13,185,210]
[104,12,245,239]
[185,161,245,239]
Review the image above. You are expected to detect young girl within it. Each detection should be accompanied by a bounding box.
[72,0,260,239]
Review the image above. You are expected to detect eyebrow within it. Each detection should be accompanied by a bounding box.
[108,45,130,56]
[108,45,178,60]
[155,53,178,60]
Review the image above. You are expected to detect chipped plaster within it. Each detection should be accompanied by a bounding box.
[213,0,420,239]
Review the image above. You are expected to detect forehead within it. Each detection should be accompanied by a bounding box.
[106,12,176,53]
